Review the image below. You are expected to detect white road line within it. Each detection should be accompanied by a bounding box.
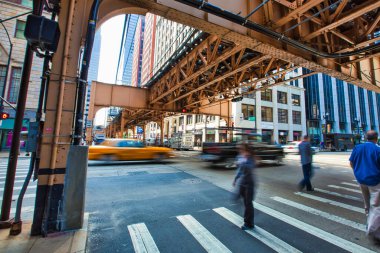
[0,193,35,201]
[0,175,29,180]
[328,185,362,193]
[0,172,28,176]
[352,179,357,182]
[271,196,366,232]
[314,188,362,201]
[342,182,359,188]
[295,192,364,214]
[177,215,231,253]
[213,207,301,253]
[254,202,376,253]
[0,185,36,192]
[128,223,160,253]
[0,180,35,185]
[10,206,34,214]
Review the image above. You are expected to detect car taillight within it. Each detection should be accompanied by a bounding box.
[288,147,293,149]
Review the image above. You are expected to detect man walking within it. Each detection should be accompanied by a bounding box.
[349,130,380,241]
[298,135,314,191]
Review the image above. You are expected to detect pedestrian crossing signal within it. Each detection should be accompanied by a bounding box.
[0,112,9,120]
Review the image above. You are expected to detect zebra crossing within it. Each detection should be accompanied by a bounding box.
[115,179,378,253]
[0,159,36,220]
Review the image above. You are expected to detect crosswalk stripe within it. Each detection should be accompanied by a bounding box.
[0,185,36,192]
[213,207,301,253]
[314,188,362,201]
[328,185,362,193]
[271,196,366,231]
[177,215,231,253]
[341,182,359,188]
[0,175,29,180]
[295,192,364,213]
[0,172,29,176]
[10,205,34,214]
[128,223,160,253]
[0,193,35,201]
[254,202,376,253]
[0,180,35,185]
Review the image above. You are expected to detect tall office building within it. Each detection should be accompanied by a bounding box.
[141,14,157,86]
[131,16,145,87]
[303,69,380,146]
[85,28,102,126]
[117,14,139,85]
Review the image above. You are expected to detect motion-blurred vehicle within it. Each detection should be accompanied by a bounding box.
[201,133,285,167]
[282,141,319,154]
[88,139,174,161]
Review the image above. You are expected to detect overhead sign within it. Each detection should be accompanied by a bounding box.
[137,126,143,134]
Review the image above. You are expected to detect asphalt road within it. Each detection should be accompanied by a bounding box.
[85,151,380,253]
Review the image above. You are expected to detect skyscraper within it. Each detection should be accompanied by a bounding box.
[131,16,145,87]
[141,14,157,86]
[117,14,139,85]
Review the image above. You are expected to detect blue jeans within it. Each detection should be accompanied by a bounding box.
[299,163,313,190]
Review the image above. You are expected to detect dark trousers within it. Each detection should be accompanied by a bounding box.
[240,186,254,227]
[299,163,313,190]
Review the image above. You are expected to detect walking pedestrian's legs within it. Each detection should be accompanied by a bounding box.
[299,163,313,191]
[241,186,254,228]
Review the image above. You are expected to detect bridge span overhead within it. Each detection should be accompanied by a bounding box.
[23,0,379,235]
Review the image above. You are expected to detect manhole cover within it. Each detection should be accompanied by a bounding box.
[181,178,202,184]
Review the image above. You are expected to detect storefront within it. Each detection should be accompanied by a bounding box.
[0,119,29,150]
[293,131,302,141]
[219,130,227,143]
[278,130,288,145]
[206,130,215,142]
[262,129,273,144]
[194,130,202,147]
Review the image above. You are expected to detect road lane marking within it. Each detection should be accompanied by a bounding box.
[0,179,35,185]
[271,196,366,231]
[10,206,34,214]
[295,192,364,213]
[0,175,30,180]
[341,182,359,188]
[0,185,36,192]
[213,207,301,253]
[254,202,376,253]
[314,188,362,201]
[128,223,160,253]
[0,193,35,201]
[177,215,231,253]
[328,185,362,193]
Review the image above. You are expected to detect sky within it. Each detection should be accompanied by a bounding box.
[94,15,124,125]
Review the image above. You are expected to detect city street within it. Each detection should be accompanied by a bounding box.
[84,151,378,253]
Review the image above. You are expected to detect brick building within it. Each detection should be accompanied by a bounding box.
[0,0,44,149]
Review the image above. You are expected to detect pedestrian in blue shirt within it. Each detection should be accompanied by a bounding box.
[349,130,380,242]
[298,135,314,191]
[233,143,256,230]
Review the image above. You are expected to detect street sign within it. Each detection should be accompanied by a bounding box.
[86,120,93,128]
[137,126,143,134]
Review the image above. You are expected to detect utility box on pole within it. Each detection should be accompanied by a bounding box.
[60,145,88,230]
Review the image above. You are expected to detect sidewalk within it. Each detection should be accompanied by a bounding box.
[0,213,89,253]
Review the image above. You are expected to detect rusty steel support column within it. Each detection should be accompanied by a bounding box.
[31,0,88,235]
[160,118,164,146]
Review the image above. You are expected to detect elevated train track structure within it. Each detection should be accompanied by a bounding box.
[20,0,380,234]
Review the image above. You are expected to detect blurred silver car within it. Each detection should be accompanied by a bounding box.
[282,141,319,154]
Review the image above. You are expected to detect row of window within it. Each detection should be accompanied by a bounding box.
[241,104,302,124]
[0,66,21,104]
[261,90,301,106]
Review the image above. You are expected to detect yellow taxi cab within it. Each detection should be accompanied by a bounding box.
[88,139,174,161]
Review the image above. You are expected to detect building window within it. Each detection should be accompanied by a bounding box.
[292,94,301,106]
[261,106,273,122]
[195,115,203,123]
[278,109,288,123]
[0,65,6,97]
[261,89,272,102]
[241,104,255,120]
[277,91,287,104]
[179,116,184,126]
[15,20,26,39]
[8,67,22,103]
[186,115,193,125]
[292,111,302,124]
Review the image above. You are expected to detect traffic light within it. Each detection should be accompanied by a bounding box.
[182,108,187,113]
[0,112,9,120]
